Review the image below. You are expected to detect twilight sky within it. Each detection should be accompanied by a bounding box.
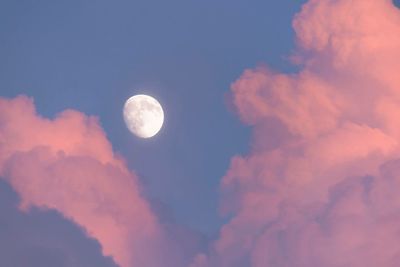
[1,1,400,267]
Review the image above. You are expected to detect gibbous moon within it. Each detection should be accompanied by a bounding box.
[123,94,164,138]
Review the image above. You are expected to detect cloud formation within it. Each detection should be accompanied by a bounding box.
[192,0,400,266]
[2,1,400,267]
[0,180,118,267]
[0,96,181,267]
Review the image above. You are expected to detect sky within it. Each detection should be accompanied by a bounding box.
[1,1,400,267]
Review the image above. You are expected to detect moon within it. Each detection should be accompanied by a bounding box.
[123,94,164,138]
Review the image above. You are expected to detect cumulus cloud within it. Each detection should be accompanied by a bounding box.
[0,180,118,267]
[192,0,400,266]
[0,96,182,267]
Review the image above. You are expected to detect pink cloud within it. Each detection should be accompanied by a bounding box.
[0,96,180,267]
[192,0,400,266]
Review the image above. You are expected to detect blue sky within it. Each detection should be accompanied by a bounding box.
[4,1,400,267]
[0,0,305,245]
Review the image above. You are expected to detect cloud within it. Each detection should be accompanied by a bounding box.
[0,180,118,267]
[0,95,183,267]
[192,0,400,266]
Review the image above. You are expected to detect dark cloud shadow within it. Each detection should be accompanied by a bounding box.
[0,179,118,267]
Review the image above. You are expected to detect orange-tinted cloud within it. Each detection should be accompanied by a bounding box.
[0,96,180,267]
[192,0,400,266]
